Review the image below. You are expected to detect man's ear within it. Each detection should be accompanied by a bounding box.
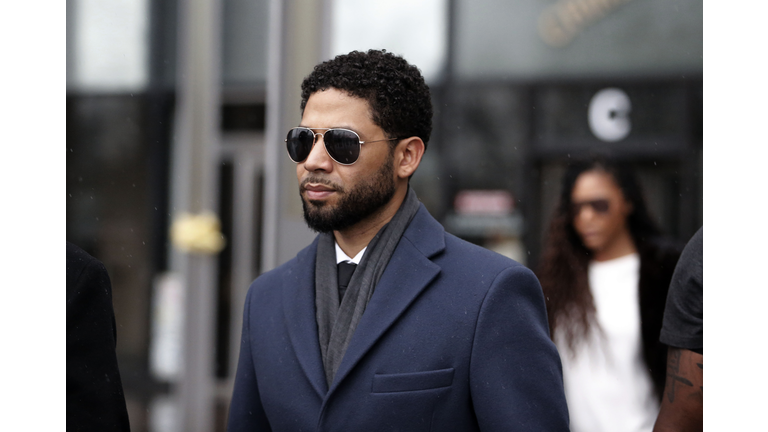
[394,137,425,179]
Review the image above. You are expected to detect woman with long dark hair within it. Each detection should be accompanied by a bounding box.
[537,158,681,432]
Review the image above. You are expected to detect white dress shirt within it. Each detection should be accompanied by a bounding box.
[335,242,366,265]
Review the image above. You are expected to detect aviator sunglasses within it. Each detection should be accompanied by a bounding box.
[285,127,399,165]
[571,199,610,215]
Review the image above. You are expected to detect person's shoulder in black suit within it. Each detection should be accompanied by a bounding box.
[67,242,130,432]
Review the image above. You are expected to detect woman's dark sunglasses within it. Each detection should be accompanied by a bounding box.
[285,127,398,165]
[571,199,610,215]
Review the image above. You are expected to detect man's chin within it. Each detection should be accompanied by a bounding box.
[303,212,338,233]
[302,200,337,233]
[306,199,328,208]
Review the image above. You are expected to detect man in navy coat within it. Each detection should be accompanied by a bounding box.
[227,49,569,431]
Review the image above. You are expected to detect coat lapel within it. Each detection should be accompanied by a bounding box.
[281,237,329,397]
[327,206,445,395]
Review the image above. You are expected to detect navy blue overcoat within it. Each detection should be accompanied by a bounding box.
[228,205,570,431]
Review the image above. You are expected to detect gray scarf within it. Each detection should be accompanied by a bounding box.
[315,187,421,387]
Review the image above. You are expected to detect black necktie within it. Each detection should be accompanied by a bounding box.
[337,262,357,304]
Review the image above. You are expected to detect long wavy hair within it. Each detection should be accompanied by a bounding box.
[537,158,661,355]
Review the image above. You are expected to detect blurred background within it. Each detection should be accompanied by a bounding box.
[65,0,702,431]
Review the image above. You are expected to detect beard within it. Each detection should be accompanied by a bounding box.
[300,152,396,233]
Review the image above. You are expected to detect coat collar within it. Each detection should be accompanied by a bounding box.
[400,204,446,259]
[328,205,445,395]
[281,236,328,397]
[281,204,446,399]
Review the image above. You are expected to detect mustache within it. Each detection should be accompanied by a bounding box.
[300,176,344,193]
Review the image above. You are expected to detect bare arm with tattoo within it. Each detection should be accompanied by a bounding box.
[652,347,703,432]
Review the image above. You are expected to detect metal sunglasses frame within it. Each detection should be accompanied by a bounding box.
[285,126,399,165]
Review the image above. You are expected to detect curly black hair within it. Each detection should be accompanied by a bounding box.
[300,49,433,149]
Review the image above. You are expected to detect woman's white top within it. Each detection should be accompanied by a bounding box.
[556,253,659,432]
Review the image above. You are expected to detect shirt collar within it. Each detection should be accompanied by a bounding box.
[335,241,366,264]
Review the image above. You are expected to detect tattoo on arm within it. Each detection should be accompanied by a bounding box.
[665,349,693,403]
[654,349,703,432]
[696,363,703,391]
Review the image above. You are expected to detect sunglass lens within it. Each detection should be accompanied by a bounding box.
[592,200,610,213]
[286,128,314,162]
[324,129,360,164]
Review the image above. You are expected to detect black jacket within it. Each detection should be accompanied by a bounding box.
[67,242,130,432]
[638,237,683,399]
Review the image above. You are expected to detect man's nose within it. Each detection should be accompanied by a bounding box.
[302,133,333,172]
